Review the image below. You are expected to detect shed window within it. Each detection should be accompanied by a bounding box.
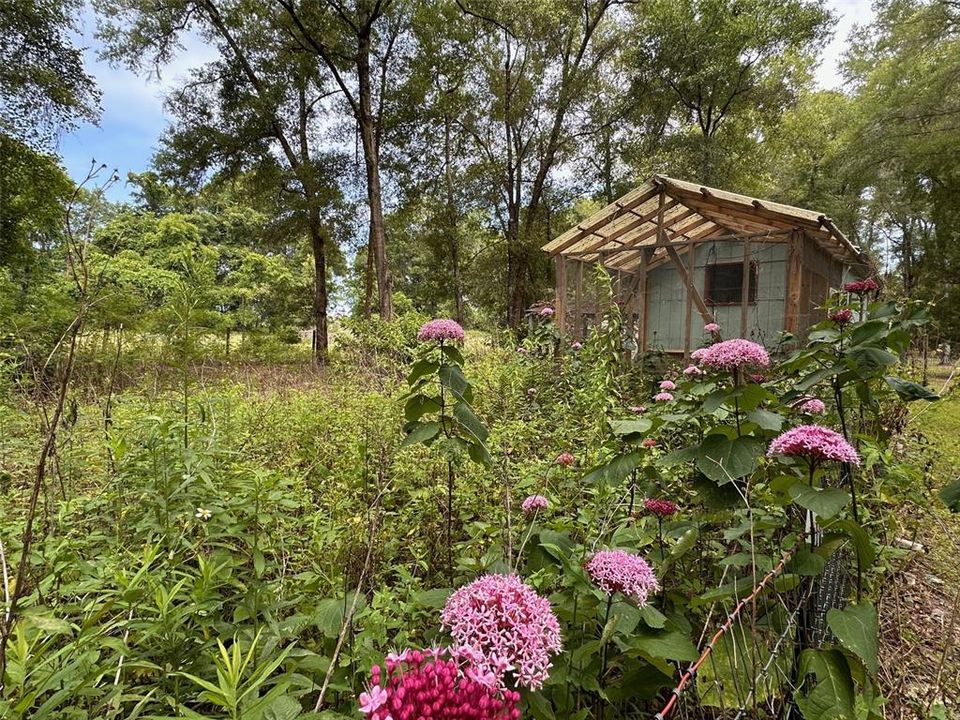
[705,262,757,305]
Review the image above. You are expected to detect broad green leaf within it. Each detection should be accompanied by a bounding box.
[746,408,784,431]
[629,629,698,662]
[940,478,960,512]
[884,376,938,401]
[845,347,897,374]
[453,402,488,442]
[400,421,441,448]
[795,649,855,720]
[581,452,643,484]
[608,418,652,438]
[824,519,876,568]
[407,359,438,385]
[790,484,850,520]
[827,602,878,675]
[414,588,453,608]
[441,344,465,365]
[439,364,472,402]
[695,435,764,484]
[404,394,441,422]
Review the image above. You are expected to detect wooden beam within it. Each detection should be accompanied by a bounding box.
[545,184,660,255]
[606,217,715,270]
[684,241,697,359]
[666,244,714,324]
[638,247,652,354]
[784,229,803,335]
[555,256,567,341]
[574,260,583,340]
[572,199,680,255]
[740,239,751,337]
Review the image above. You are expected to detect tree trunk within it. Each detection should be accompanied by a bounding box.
[357,31,393,320]
[444,113,465,324]
[309,209,329,364]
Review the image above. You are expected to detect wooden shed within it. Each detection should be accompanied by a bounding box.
[543,175,871,356]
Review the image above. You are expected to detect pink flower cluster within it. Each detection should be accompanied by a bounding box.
[683,364,703,377]
[659,379,676,390]
[695,338,770,371]
[654,391,674,402]
[843,278,879,295]
[418,319,465,343]
[571,341,582,350]
[767,424,860,465]
[630,405,647,414]
[585,550,659,606]
[829,308,854,325]
[704,322,721,334]
[359,647,520,720]
[555,452,575,467]
[797,398,826,414]
[538,306,555,317]
[644,498,678,517]
[441,574,562,691]
[641,438,657,448]
[522,494,549,515]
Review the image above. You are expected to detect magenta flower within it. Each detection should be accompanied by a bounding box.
[630,405,647,414]
[571,341,582,350]
[538,306,555,317]
[516,346,527,354]
[797,398,826,414]
[659,379,676,391]
[641,438,657,448]
[585,550,659,606]
[644,498,678,517]
[767,425,860,465]
[522,494,549,515]
[829,308,854,326]
[683,364,703,376]
[843,278,879,295]
[360,647,520,719]
[555,452,575,466]
[696,338,770,371]
[690,347,709,361]
[704,322,721,334]
[441,574,562,691]
[418,318,465,343]
[654,391,674,402]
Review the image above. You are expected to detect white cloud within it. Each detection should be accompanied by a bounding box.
[816,0,875,90]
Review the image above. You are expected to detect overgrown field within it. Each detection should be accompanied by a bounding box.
[1,292,955,720]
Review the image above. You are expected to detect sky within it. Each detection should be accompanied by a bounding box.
[58,0,875,202]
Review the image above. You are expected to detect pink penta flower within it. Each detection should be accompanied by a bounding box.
[659,379,676,390]
[797,398,826,414]
[361,647,520,720]
[644,498,678,517]
[585,550,659,606]
[690,347,709,361]
[843,278,879,295]
[829,308,854,325]
[441,574,562,691]
[767,425,860,465]
[641,438,657,448]
[538,306,555,317]
[556,452,575,466]
[704,322,721,334]
[522,494,548,515]
[630,405,647,414]
[683,364,703,376]
[654,392,674,402]
[516,346,527,354]
[418,318,465,343]
[571,341,582,350]
[696,338,770,371]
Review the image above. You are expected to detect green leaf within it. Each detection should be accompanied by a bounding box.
[845,347,897,374]
[790,484,850,520]
[668,527,698,562]
[695,435,763,484]
[827,602,879,675]
[746,408,784,431]
[581,452,643,485]
[525,690,556,720]
[467,441,493,467]
[639,604,667,629]
[884,376,938,401]
[608,418,653,438]
[795,649,855,720]
[453,402,488,442]
[439,364,472,402]
[940,478,960,511]
[407,359,439,385]
[441,344,465,366]
[400,421,441,448]
[790,548,826,576]
[630,629,698,662]
[404,394,441,422]
[414,588,453,608]
[824,519,876,568]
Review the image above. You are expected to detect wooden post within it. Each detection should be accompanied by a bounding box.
[555,256,567,341]
[684,243,696,359]
[665,244,713,323]
[638,247,651,355]
[574,260,583,340]
[740,239,751,337]
[784,229,803,335]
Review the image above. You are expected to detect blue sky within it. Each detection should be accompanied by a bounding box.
[58,0,874,202]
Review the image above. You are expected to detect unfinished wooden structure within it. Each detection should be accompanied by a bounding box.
[543,176,870,356]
